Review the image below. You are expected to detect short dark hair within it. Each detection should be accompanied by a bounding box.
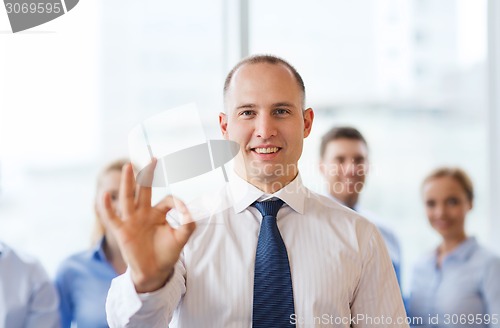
[223,54,306,108]
[422,167,474,202]
[320,126,368,158]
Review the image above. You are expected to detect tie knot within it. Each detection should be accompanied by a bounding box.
[253,199,284,218]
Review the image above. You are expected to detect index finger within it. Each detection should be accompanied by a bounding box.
[136,158,157,207]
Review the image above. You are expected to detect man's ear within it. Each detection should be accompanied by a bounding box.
[219,112,229,139]
[303,108,314,138]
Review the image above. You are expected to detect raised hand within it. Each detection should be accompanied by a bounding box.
[98,159,196,293]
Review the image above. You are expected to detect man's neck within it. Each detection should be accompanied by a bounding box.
[235,170,298,194]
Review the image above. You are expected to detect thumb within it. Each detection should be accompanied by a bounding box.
[172,198,196,246]
[153,196,196,245]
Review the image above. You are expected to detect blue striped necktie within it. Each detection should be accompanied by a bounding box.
[252,199,295,327]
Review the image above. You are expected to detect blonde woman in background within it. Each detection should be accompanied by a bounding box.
[408,167,500,328]
[55,159,128,328]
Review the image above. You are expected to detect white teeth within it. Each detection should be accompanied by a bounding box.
[254,147,279,154]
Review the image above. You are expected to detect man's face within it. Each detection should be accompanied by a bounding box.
[219,62,314,190]
[320,138,368,201]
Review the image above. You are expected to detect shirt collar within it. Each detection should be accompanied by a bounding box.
[442,237,478,262]
[92,237,108,262]
[229,171,306,215]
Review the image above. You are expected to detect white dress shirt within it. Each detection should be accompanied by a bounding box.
[106,174,408,327]
[325,194,402,285]
[0,242,60,328]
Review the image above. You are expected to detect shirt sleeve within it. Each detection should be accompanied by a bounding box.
[481,255,500,328]
[54,263,74,328]
[350,225,409,328]
[106,258,186,328]
[25,261,61,328]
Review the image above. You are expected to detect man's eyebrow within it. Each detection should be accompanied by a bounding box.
[273,102,295,108]
[236,104,256,110]
[235,102,297,110]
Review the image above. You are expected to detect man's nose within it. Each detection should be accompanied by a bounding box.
[343,161,357,177]
[255,115,277,139]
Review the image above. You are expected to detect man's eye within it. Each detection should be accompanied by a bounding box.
[447,198,459,206]
[426,200,435,208]
[274,108,289,115]
[240,110,254,116]
[335,157,345,164]
[353,157,365,165]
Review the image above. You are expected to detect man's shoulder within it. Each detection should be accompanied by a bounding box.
[304,188,378,230]
[356,208,392,229]
[356,208,400,240]
[305,188,349,210]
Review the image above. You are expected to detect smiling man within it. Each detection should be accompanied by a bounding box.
[104,55,408,327]
[220,57,312,193]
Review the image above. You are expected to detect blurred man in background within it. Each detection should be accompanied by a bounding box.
[319,126,402,284]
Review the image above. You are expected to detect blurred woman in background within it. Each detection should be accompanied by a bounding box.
[408,167,500,328]
[55,159,128,328]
